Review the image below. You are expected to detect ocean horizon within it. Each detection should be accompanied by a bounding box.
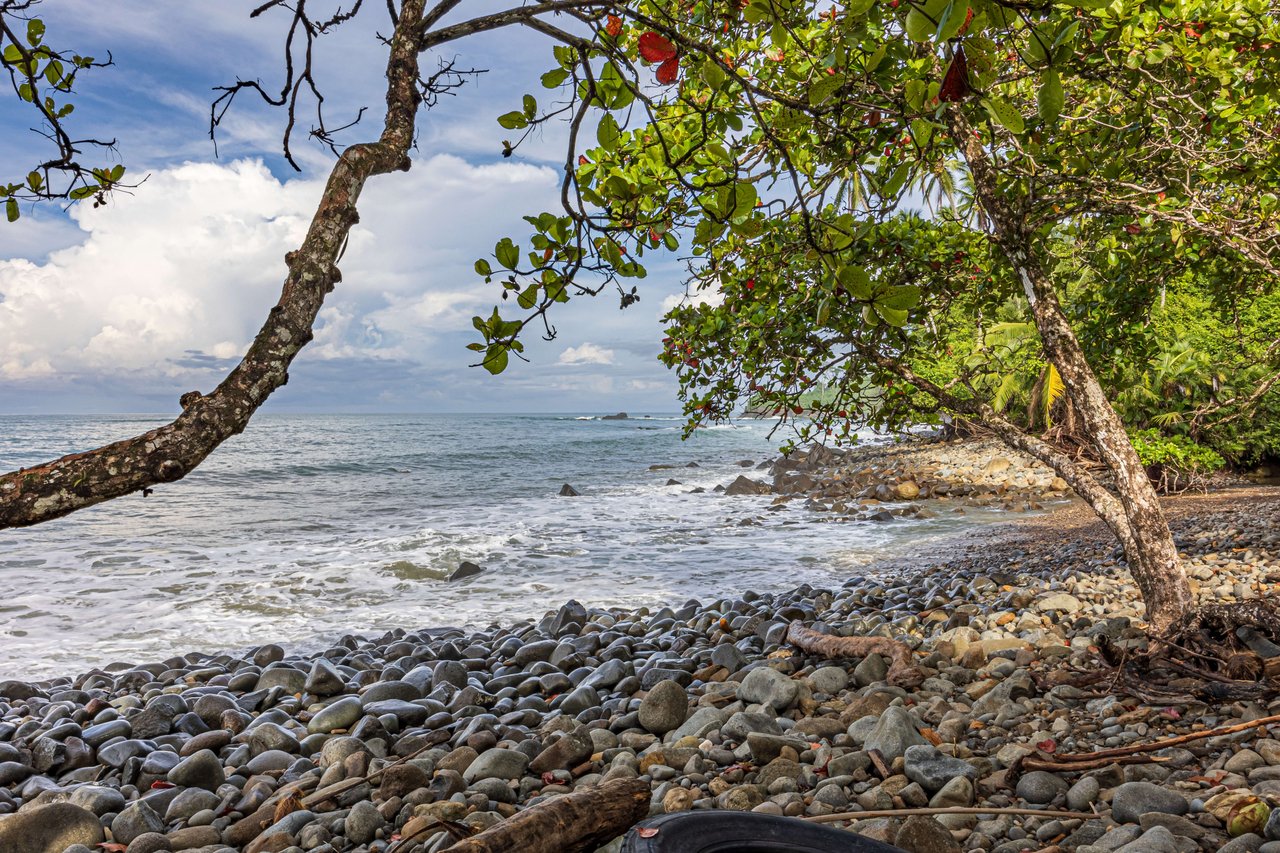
[0,412,998,680]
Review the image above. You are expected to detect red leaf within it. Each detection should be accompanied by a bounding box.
[638,828,661,838]
[150,780,175,789]
[656,57,680,85]
[938,46,969,103]
[639,31,677,63]
[956,6,975,36]
[1037,738,1057,754]
[605,14,623,38]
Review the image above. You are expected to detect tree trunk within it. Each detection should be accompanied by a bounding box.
[947,109,1194,634]
[0,0,427,529]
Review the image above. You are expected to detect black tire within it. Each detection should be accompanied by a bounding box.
[620,812,904,853]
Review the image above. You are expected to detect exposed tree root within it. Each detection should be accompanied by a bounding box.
[785,621,924,687]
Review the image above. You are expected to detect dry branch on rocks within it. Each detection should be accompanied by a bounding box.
[438,778,652,853]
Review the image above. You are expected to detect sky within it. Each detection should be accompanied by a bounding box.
[0,2,705,414]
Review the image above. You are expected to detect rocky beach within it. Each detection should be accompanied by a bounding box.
[3,439,1280,853]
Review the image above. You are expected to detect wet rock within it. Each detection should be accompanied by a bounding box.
[1068,776,1101,811]
[1111,781,1189,823]
[124,832,171,853]
[0,803,105,853]
[463,748,528,783]
[448,560,484,581]
[904,744,978,793]
[111,800,165,846]
[639,680,689,735]
[738,667,798,711]
[307,696,363,734]
[166,749,225,791]
[1016,770,1069,805]
[529,731,593,774]
[305,659,346,695]
[895,815,962,853]
[725,475,771,496]
[864,707,928,761]
[345,799,384,845]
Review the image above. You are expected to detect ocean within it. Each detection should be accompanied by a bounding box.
[0,413,994,679]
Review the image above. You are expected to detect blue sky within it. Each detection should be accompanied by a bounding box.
[0,2,703,414]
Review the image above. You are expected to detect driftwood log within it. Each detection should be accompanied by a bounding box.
[786,621,923,687]
[439,778,651,853]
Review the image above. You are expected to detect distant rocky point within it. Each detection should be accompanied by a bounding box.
[600,412,629,420]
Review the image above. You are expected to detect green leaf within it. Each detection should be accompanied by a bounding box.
[597,113,621,151]
[874,303,909,326]
[910,117,934,147]
[808,75,842,106]
[517,284,539,309]
[905,9,935,43]
[109,165,125,182]
[495,237,520,270]
[864,43,887,74]
[837,265,873,300]
[701,60,726,91]
[1037,69,1064,123]
[730,181,758,217]
[484,346,510,375]
[475,258,493,277]
[846,0,876,15]
[26,171,41,192]
[541,68,569,88]
[26,18,44,46]
[497,111,528,130]
[905,79,927,111]
[5,198,17,223]
[935,1,969,42]
[69,184,98,200]
[877,284,920,310]
[982,96,1025,134]
[882,164,911,198]
[522,94,537,117]
[816,295,832,326]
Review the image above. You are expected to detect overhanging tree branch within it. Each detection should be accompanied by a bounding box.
[0,0,431,527]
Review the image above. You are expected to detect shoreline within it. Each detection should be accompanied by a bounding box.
[3,483,1280,851]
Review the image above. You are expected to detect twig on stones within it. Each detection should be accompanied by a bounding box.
[785,621,923,687]
[806,806,1097,823]
[303,731,450,808]
[1020,754,1170,774]
[1043,712,1280,764]
[867,748,892,779]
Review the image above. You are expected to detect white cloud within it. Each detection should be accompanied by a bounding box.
[558,343,616,365]
[0,159,305,382]
[659,285,725,317]
[0,155,565,397]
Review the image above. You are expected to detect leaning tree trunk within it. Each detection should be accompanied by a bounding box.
[0,0,427,529]
[948,110,1194,634]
